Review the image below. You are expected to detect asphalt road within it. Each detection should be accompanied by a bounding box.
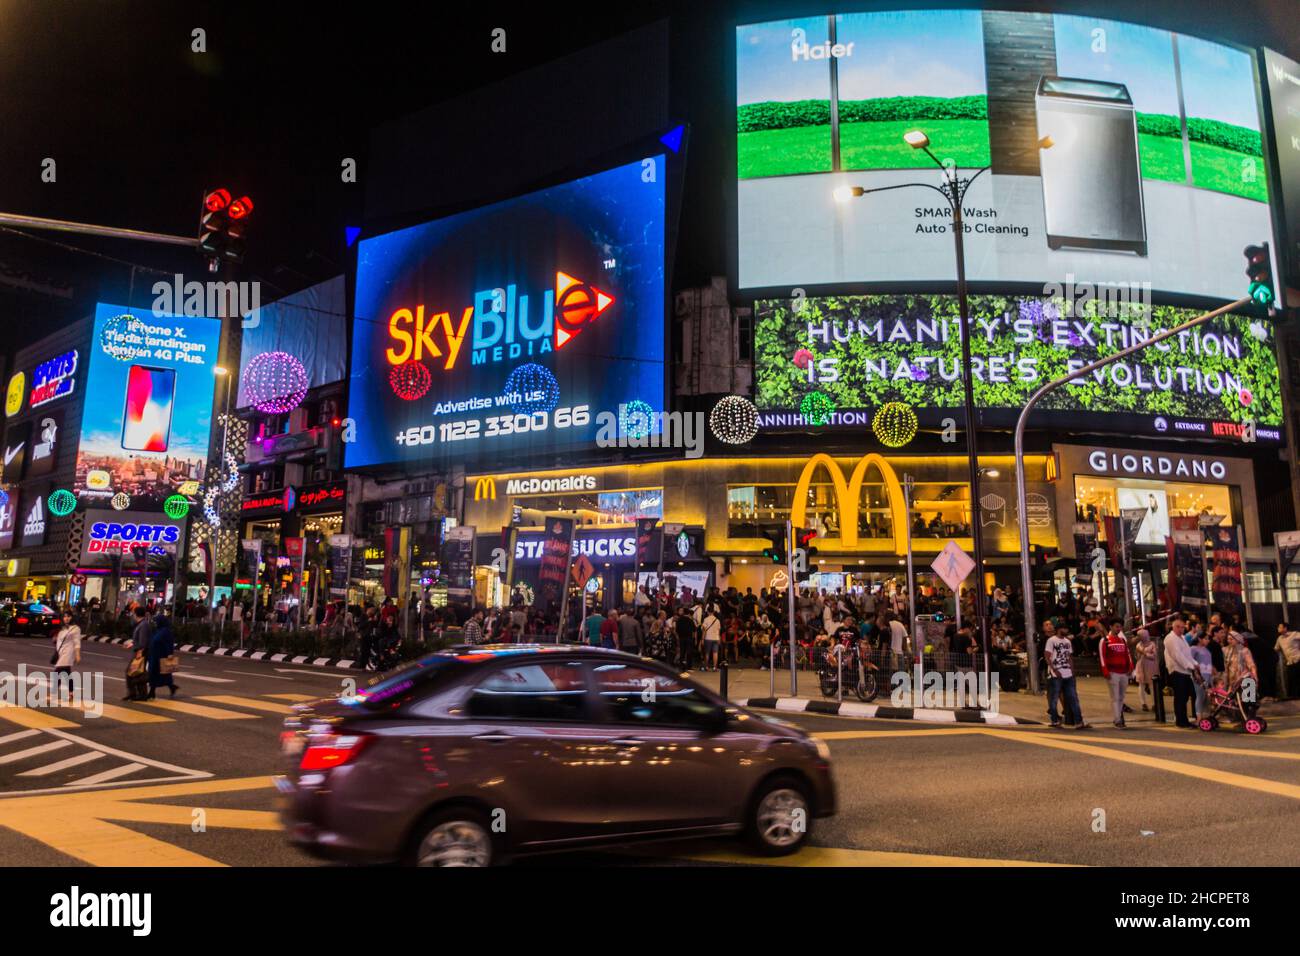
[1,636,1297,868]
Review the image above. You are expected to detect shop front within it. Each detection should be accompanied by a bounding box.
[238,480,348,614]
[1052,443,1262,618]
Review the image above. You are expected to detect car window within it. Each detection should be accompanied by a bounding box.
[591,663,717,726]
[465,661,589,721]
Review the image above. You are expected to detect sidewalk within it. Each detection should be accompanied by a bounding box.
[694,663,1300,727]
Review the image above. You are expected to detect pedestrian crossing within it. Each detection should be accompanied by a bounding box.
[0,687,328,794]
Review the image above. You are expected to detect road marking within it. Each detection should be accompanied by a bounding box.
[196,695,293,715]
[817,728,989,741]
[137,699,257,720]
[275,668,345,677]
[645,843,1072,868]
[60,701,173,724]
[65,763,148,787]
[174,672,236,684]
[0,775,276,866]
[266,693,319,702]
[1054,734,1300,761]
[0,740,72,765]
[221,670,293,680]
[18,751,106,777]
[0,729,40,746]
[984,729,1300,800]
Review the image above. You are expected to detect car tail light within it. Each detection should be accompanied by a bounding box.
[299,733,371,771]
[16,617,28,625]
[51,618,62,626]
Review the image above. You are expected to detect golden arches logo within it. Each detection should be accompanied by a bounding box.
[473,477,496,501]
[790,453,909,552]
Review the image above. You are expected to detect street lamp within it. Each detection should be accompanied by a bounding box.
[834,130,995,664]
[211,365,233,618]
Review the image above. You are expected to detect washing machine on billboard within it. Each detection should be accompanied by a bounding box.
[1035,76,1147,257]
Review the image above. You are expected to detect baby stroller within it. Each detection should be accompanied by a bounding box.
[1197,682,1267,735]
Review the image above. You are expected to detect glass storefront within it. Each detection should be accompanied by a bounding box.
[1073,474,1238,546]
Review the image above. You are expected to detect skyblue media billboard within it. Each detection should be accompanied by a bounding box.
[74,303,222,509]
[347,156,666,469]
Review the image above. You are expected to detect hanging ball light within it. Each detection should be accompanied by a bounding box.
[504,363,561,414]
[389,360,432,401]
[163,494,190,520]
[709,395,759,444]
[800,390,836,427]
[100,313,149,361]
[243,351,310,414]
[47,488,77,517]
[111,492,131,511]
[621,400,655,439]
[872,401,918,448]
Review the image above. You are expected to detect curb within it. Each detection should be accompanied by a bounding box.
[733,696,1039,725]
[85,634,358,671]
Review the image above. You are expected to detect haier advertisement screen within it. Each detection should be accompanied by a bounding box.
[737,11,1273,300]
[75,303,221,509]
[347,157,666,469]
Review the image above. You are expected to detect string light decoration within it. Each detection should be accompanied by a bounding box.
[243,351,310,414]
[100,313,149,361]
[504,363,561,414]
[800,390,835,426]
[221,452,241,492]
[111,492,131,511]
[621,400,654,439]
[872,402,918,448]
[709,395,759,444]
[389,360,432,401]
[203,486,221,526]
[47,489,77,517]
[163,494,190,520]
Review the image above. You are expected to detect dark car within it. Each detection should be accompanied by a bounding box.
[0,601,64,636]
[278,645,835,866]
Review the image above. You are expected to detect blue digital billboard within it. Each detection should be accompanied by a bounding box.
[74,303,222,509]
[347,156,666,469]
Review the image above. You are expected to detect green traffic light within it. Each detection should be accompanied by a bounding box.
[1249,281,1274,306]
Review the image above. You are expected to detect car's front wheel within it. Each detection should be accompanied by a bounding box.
[745,776,812,856]
[409,808,496,867]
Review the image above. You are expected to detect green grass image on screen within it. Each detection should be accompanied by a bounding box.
[738,96,1268,203]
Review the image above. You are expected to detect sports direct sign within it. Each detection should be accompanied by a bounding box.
[79,510,185,570]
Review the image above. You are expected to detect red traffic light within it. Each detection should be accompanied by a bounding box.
[330,417,341,428]
[228,196,254,220]
[204,188,231,212]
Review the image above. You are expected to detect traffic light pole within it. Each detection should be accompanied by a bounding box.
[1016,296,1251,694]
[786,518,797,697]
[0,211,197,247]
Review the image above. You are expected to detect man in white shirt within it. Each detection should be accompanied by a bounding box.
[700,607,721,671]
[887,613,908,672]
[1163,616,1198,728]
[1043,628,1090,729]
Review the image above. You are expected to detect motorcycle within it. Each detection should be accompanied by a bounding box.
[817,639,879,702]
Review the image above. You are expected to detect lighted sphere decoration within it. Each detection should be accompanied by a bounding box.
[872,402,919,448]
[504,363,560,414]
[110,492,131,511]
[792,348,814,370]
[389,360,432,401]
[244,351,310,414]
[100,313,149,361]
[799,390,836,427]
[709,395,759,445]
[620,400,655,439]
[47,488,77,517]
[163,494,190,520]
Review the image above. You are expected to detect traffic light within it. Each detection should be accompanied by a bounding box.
[796,528,819,560]
[1244,242,1275,309]
[199,187,254,268]
[760,523,787,564]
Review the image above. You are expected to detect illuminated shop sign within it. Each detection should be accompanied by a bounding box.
[29,350,78,407]
[80,511,185,569]
[513,530,638,564]
[241,483,344,515]
[504,474,598,496]
[1085,450,1228,480]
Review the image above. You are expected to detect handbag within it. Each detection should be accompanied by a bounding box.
[160,654,180,675]
[50,633,64,666]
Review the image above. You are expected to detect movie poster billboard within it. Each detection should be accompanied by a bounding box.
[1205,524,1244,618]
[1173,529,1207,608]
[75,303,222,510]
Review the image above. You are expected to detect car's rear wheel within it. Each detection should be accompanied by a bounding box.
[409,808,496,867]
[745,776,811,856]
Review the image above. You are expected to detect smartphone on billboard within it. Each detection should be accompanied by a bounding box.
[121,365,176,452]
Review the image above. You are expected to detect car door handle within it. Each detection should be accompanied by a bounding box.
[610,738,644,746]
[471,733,514,743]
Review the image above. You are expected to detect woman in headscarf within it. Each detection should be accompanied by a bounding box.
[1223,629,1258,702]
[147,614,180,699]
[1133,628,1160,711]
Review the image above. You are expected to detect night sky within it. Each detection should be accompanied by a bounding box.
[1,0,1296,358]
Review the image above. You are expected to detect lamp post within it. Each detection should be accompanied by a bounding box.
[211,366,233,620]
[834,131,1009,667]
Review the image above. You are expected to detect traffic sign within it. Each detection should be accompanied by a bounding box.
[931,540,975,592]
[571,553,595,588]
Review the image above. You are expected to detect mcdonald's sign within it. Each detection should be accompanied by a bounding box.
[473,477,497,501]
[789,453,910,553]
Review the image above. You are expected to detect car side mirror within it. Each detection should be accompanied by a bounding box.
[699,706,730,735]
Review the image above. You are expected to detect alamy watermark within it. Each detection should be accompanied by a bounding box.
[0,665,104,718]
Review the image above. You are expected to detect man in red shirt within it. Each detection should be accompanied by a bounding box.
[599,610,619,649]
[1099,620,1135,728]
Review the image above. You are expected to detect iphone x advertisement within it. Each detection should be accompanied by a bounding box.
[347,156,666,470]
[737,10,1274,299]
[74,303,222,510]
